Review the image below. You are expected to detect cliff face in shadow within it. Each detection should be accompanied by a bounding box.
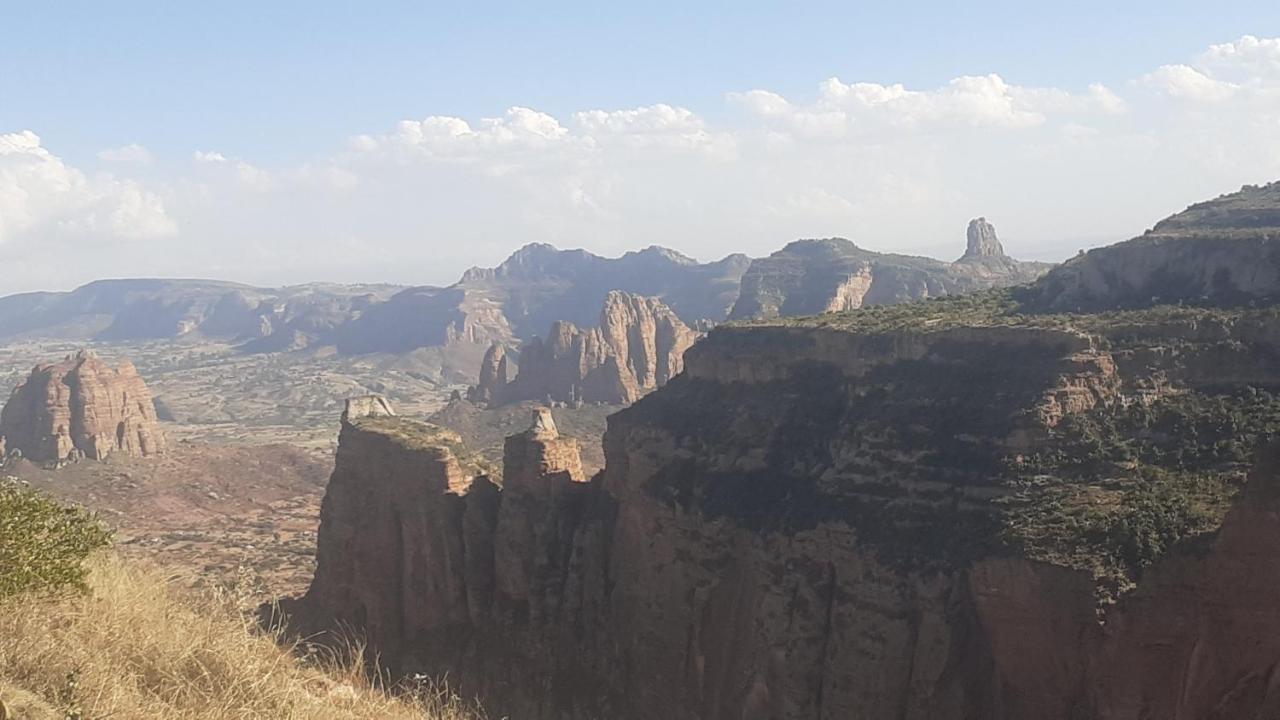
[292,296,1280,718]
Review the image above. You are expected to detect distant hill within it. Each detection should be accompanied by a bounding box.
[0,279,402,348]
[0,222,1058,381]
[728,218,1051,320]
[1022,181,1280,312]
[333,244,750,354]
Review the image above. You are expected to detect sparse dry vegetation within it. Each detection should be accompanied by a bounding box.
[0,555,483,720]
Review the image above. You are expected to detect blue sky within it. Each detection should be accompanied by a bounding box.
[5,0,1275,165]
[1,2,1280,293]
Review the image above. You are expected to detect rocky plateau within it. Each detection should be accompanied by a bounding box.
[288,182,1280,719]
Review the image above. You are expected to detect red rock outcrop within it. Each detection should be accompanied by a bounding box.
[473,290,698,406]
[0,350,166,463]
[296,311,1280,719]
[466,344,509,404]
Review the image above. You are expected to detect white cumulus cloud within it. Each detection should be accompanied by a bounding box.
[0,131,174,245]
[4,35,1280,294]
[97,143,153,165]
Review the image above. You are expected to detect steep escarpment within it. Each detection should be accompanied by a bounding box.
[1023,181,1280,312]
[295,405,619,714]
[336,244,749,357]
[0,350,166,463]
[728,219,1050,320]
[471,291,698,407]
[0,279,399,348]
[296,294,1280,718]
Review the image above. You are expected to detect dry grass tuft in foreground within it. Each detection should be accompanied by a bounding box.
[0,555,482,720]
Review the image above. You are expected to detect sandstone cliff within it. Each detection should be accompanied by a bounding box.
[295,294,1280,718]
[0,350,166,463]
[728,219,1050,320]
[1022,181,1280,312]
[471,291,698,407]
[335,244,749,357]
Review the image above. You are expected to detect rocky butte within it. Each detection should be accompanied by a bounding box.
[728,218,1050,320]
[0,350,166,463]
[291,185,1280,719]
[469,290,699,407]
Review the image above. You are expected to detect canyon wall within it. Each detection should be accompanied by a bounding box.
[0,350,166,463]
[471,291,698,407]
[297,309,1280,719]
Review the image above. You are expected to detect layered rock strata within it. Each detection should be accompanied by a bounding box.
[0,350,166,463]
[295,305,1280,719]
[472,291,698,406]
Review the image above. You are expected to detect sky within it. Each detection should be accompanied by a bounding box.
[2,2,1280,294]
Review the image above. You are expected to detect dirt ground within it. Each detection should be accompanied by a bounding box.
[5,442,333,599]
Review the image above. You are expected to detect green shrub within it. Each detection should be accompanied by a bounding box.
[0,478,111,597]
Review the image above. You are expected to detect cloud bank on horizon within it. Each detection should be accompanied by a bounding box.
[2,35,1279,295]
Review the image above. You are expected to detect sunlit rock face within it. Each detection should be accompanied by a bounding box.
[1022,181,1280,312]
[0,350,166,463]
[293,308,1280,719]
[473,291,699,407]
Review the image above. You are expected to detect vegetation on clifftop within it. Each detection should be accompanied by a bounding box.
[741,286,1280,337]
[701,289,1280,602]
[998,388,1280,599]
[350,415,497,478]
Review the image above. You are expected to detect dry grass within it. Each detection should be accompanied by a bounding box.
[0,554,483,720]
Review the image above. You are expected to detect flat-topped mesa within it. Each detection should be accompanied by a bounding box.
[0,350,166,463]
[1022,180,1280,312]
[471,290,698,407]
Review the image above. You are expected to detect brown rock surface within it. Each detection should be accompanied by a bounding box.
[476,290,698,406]
[296,308,1280,719]
[0,350,166,463]
[466,343,509,404]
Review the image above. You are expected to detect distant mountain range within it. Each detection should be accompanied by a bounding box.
[0,220,1052,379]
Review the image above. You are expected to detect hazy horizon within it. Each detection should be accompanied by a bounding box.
[3,2,1280,295]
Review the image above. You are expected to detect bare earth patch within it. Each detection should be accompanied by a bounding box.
[4,442,332,599]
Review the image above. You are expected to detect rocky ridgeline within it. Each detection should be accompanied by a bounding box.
[0,223,1048,372]
[292,286,1280,719]
[0,350,166,464]
[728,218,1050,320]
[468,291,698,406]
[1023,181,1280,311]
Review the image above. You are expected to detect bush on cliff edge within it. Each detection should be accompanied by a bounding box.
[0,477,111,598]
